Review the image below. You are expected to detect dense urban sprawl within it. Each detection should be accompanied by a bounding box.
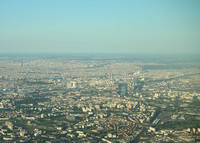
[0,55,200,142]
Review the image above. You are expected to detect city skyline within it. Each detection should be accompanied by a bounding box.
[0,55,200,142]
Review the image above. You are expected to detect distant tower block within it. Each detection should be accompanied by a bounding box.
[67,81,76,88]
[117,83,127,96]
[21,61,23,67]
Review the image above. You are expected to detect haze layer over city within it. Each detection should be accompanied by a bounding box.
[0,0,200,143]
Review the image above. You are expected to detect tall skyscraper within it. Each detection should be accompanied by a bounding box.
[117,83,127,96]
[67,81,76,88]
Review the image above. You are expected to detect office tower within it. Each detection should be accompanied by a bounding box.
[117,83,127,96]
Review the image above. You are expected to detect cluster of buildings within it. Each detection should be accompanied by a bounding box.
[0,56,200,142]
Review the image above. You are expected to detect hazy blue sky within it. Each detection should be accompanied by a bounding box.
[0,0,200,54]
